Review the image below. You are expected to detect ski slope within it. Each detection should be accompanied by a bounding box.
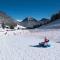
[39,19,60,29]
[0,29,60,60]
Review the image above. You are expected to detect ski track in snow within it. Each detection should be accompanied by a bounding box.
[0,29,60,60]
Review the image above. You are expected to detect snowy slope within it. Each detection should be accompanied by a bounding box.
[0,29,60,60]
[39,19,60,29]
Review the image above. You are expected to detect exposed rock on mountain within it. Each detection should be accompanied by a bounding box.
[39,18,50,25]
[0,11,17,28]
[39,19,60,29]
[20,16,39,28]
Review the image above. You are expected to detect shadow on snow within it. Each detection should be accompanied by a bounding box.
[30,44,50,48]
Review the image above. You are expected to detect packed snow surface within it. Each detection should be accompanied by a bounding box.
[0,29,60,60]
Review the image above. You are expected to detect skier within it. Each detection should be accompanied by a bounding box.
[39,37,50,47]
[44,37,49,47]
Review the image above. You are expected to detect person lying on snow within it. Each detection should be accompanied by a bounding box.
[39,37,50,47]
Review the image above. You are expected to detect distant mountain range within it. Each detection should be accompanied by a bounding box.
[38,19,60,29]
[0,11,60,29]
[20,16,39,28]
[39,12,60,29]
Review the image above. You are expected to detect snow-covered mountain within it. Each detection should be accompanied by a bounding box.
[20,16,39,28]
[39,18,50,25]
[39,19,60,29]
[0,11,17,26]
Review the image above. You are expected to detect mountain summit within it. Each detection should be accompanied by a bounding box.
[20,16,39,28]
[22,16,37,22]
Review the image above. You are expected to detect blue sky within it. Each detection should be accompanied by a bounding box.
[0,0,60,20]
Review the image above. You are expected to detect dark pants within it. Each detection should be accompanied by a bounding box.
[39,42,50,47]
